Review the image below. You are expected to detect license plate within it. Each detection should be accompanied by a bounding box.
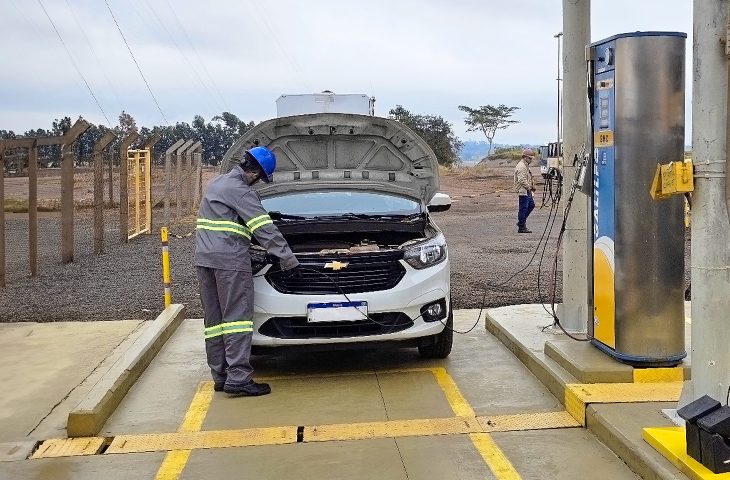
[307,301,368,323]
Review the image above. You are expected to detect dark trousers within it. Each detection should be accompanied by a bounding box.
[517,193,535,228]
[196,266,255,388]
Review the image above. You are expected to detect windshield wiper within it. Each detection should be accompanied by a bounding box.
[268,211,308,221]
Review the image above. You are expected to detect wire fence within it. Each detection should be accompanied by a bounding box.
[0,131,206,288]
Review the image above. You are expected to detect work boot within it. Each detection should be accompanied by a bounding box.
[518,226,532,234]
[214,382,225,392]
[225,380,271,397]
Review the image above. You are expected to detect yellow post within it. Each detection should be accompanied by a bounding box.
[161,227,172,307]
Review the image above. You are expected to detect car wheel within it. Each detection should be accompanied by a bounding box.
[418,305,453,359]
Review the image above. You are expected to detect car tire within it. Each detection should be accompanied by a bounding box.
[418,305,453,359]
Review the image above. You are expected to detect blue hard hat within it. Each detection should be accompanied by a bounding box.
[247,146,276,183]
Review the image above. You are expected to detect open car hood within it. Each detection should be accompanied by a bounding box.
[220,114,440,203]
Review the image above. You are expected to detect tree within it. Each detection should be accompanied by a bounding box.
[116,110,138,138]
[458,104,520,156]
[388,105,463,167]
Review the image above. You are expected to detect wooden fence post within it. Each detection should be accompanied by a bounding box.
[59,120,90,264]
[175,140,194,222]
[188,141,201,214]
[119,132,140,243]
[93,132,116,254]
[164,139,185,228]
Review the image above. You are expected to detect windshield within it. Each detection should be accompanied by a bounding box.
[262,191,421,216]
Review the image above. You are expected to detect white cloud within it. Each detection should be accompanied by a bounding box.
[0,0,693,144]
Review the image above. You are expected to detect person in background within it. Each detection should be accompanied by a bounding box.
[514,148,537,233]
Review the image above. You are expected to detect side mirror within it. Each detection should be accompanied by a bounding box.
[427,193,452,213]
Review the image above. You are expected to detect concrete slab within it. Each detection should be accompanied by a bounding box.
[491,428,641,479]
[394,435,496,479]
[0,452,165,480]
[0,320,142,443]
[0,441,36,462]
[68,304,186,437]
[588,402,688,480]
[180,439,408,480]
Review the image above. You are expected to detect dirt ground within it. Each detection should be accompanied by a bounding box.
[0,164,687,322]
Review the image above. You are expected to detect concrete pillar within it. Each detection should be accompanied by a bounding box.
[558,0,591,332]
[681,0,730,405]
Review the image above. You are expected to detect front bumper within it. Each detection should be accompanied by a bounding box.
[251,257,450,347]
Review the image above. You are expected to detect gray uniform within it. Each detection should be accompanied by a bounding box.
[195,165,298,388]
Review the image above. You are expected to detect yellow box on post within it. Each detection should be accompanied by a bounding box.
[661,160,694,195]
[650,160,694,200]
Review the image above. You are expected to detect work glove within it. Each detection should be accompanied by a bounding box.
[282,265,303,279]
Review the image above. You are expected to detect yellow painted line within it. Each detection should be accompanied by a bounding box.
[633,367,685,383]
[107,427,298,454]
[153,381,214,480]
[31,436,105,459]
[565,382,683,425]
[477,411,580,432]
[306,416,482,442]
[429,367,475,417]
[643,427,730,480]
[469,433,522,480]
[429,367,521,478]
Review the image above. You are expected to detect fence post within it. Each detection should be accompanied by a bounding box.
[59,119,90,264]
[175,140,194,222]
[194,149,203,211]
[119,132,140,243]
[164,139,185,228]
[27,141,38,275]
[93,132,116,254]
[0,150,5,287]
[188,141,201,214]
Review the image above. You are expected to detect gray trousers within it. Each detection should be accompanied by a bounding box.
[196,266,255,387]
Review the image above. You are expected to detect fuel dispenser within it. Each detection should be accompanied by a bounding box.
[587,32,687,366]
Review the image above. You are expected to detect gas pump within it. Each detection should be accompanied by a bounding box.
[587,32,687,366]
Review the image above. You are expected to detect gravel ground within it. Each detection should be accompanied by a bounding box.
[0,168,689,322]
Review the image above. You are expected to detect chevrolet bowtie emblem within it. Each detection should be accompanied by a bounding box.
[324,261,349,271]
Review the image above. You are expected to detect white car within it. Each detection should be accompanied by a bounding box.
[220,113,453,358]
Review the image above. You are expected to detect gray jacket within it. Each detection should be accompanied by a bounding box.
[194,166,299,272]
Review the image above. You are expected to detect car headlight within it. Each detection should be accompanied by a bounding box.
[402,233,447,269]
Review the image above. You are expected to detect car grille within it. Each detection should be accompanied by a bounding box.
[266,251,406,294]
[258,313,414,339]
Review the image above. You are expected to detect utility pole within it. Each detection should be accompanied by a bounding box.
[680,0,730,406]
[555,32,563,148]
[558,0,591,332]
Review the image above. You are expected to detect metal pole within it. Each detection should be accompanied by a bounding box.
[555,32,563,146]
[558,0,591,332]
[161,227,172,307]
[680,0,730,405]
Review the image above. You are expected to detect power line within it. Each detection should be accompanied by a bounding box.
[162,0,231,112]
[247,0,313,92]
[37,0,113,127]
[138,0,225,113]
[104,0,169,125]
[64,0,124,114]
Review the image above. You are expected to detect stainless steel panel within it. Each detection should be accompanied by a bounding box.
[613,35,686,359]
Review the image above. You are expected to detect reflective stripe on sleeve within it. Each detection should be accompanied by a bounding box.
[196,219,251,239]
[245,214,273,233]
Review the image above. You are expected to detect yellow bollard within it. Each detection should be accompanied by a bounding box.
[161,227,172,307]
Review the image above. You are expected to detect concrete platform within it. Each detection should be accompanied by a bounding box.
[485,304,694,480]
[1,311,642,479]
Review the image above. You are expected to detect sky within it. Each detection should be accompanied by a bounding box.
[0,0,693,144]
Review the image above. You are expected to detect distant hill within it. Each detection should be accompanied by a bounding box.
[459,141,510,164]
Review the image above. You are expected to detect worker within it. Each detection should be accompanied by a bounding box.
[514,148,536,233]
[195,146,300,397]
